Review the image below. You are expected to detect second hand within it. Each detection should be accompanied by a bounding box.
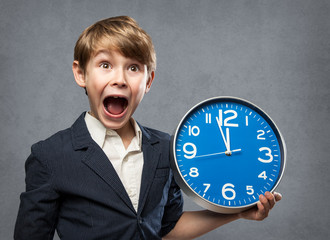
[194,149,242,159]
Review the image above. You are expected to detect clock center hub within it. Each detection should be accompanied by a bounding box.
[225,150,232,156]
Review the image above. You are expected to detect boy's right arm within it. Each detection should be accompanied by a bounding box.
[14,143,60,240]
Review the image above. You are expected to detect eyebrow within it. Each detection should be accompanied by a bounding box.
[92,49,146,67]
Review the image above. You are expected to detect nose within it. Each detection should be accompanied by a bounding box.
[110,68,127,88]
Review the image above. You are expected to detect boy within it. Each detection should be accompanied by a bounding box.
[14,16,281,239]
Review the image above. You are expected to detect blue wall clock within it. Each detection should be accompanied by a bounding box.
[171,96,286,213]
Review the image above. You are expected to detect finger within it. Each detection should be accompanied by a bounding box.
[257,194,270,220]
[265,191,276,209]
[256,201,265,217]
[274,192,282,202]
[259,194,270,211]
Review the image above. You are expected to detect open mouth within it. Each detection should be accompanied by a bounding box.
[103,96,128,116]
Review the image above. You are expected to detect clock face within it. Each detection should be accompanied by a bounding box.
[171,97,286,213]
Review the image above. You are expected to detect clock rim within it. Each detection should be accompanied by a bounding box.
[170,96,287,214]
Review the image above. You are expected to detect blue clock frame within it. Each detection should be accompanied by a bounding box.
[171,96,286,213]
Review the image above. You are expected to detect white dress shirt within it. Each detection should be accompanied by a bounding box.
[85,112,143,212]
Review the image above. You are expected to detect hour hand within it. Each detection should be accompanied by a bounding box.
[226,127,231,152]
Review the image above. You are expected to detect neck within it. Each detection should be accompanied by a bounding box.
[115,120,136,149]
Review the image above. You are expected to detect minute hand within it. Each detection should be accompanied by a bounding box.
[216,116,229,151]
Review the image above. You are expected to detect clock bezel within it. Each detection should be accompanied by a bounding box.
[170,96,287,214]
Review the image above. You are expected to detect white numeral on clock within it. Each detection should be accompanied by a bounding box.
[258,171,268,180]
[183,143,197,159]
[258,147,273,163]
[203,183,211,193]
[222,183,236,200]
[189,125,200,136]
[257,130,266,140]
[246,186,254,195]
[189,167,199,177]
[205,113,212,124]
[218,110,239,127]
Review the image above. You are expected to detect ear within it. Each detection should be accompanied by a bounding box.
[72,60,86,88]
[145,71,155,93]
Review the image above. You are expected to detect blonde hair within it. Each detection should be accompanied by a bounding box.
[74,16,156,73]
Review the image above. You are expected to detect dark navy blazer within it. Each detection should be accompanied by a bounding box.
[14,113,183,240]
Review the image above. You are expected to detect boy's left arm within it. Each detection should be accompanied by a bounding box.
[163,191,282,240]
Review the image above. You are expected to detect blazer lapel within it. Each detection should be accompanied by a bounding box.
[71,113,135,213]
[137,125,161,215]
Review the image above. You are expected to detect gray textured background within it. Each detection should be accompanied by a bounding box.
[1,0,329,239]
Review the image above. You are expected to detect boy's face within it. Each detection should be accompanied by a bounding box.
[73,49,154,132]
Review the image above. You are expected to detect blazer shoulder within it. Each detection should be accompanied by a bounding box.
[32,113,90,152]
[140,125,171,142]
[31,127,72,153]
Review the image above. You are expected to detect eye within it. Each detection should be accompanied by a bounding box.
[129,64,140,72]
[100,62,111,69]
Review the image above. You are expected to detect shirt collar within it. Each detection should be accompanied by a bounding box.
[84,112,142,150]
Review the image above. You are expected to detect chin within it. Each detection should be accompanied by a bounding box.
[100,114,131,131]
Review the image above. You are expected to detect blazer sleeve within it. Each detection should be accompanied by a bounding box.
[14,142,60,240]
[160,171,184,237]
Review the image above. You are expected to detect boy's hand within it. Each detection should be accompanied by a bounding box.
[238,191,282,221]
[164,192,282,240]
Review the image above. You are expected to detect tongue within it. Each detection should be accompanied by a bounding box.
[106,98,126,115]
